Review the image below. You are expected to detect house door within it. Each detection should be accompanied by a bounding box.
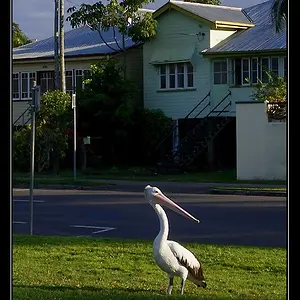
[210,60,232,114]
[37,71,55,94]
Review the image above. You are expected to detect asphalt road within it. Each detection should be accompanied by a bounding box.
[12,189,286,248]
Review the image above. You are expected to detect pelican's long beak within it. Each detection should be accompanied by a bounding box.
[154,192,200,223]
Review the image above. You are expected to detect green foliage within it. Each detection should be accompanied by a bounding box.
[37,90,72,127]
[66,0,157,50]
[271,0,287,33]
[76,58,138,164]
[184,0,221,4]
[250,71,287,102]
[13,128,31,171]
[13,91,72,172]
[75,58,172,166]
[13,22,31,48]
[77,58,136,128]
[137,108,172,162]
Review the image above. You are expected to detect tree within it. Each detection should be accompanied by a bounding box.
[13,91,72,172]
[250,71,286,122]
[66,0,157,78]
[183,0,221,4]
[76,58,137,164]
[271,0,287,33]
[13,22,31,48]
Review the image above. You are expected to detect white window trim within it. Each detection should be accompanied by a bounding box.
[270,57,279,77]
[65,70,74,96]
[75,69,90,90]
[39,71,55,94]
[260,57,270,83]
[230,56,286,87]
[158,62,195,90]
[12,72,20,100]
[250,57,259,84]
[241,58,250,86]
[20,72,36,100]
[213,59,228,85]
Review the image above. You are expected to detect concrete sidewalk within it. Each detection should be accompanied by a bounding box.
[14,178,287,196]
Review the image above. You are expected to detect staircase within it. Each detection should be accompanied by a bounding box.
[156,91,233,172]
[13,106,32,130]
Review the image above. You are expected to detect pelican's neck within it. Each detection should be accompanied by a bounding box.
[153,203,169,242]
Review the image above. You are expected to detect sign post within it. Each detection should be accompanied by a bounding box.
[72,93,77,181]
[29,84,40,235]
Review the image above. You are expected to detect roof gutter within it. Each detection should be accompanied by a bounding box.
[13,43,142,63]
[214,20,254,30]
[202,49,287,57]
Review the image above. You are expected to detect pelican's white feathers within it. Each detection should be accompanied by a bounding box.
[167,240,200,270]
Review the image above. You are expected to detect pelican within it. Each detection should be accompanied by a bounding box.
[144,185,207,295]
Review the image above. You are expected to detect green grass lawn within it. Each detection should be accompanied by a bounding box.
[13,235,286,300]
[13,168,286,186]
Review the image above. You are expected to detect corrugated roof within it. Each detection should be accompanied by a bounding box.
[13,26,136,60]
[205,0,286,54]
[157,0,253,26]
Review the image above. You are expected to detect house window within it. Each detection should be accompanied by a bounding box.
[177,63,184,88]
[270,57,279,77]
[160,65,166,89]
[242,58,250,85]
[261,58,269,83]
[231,57,284,86]
[21,72,36,99]
[251,58,259,84]
[75,69,91,91]
[213,60,227,84]
[12,73,19,99]
[66,70,73,96]
[39,71,54,94]
[159,62,194,90]
[187,63,194,87]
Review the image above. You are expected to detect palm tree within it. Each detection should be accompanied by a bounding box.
[271,0,287,33]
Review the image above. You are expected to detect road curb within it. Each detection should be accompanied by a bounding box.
[208,189,286,197]
[14,184,286,197]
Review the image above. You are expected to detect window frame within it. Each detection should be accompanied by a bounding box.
[65,70,73,96]
[241,58,251,86]
[230,56,286,86]
[75,69,91,91]
[213,60,228,85]
[20,72,37,100]
[12,73,20,100]
[158,62,195,90]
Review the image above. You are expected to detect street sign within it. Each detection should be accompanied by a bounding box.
[32,86,41,111]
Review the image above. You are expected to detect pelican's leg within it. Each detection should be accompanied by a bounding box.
[180,279,185,295]
[167,276,174,295]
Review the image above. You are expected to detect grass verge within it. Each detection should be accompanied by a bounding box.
[13,169,286,186]
[13,235,286,300]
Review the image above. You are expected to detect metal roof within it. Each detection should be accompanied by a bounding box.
[169,0,253,25]
[13,26,136,60]
[205,0,286,54]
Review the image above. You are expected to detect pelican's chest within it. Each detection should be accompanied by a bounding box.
[153,241,178,274]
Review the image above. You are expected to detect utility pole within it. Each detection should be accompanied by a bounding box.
[54,0,60,90]
[29,82,40,236]
[72,94,77,181]
[60,0,66,92]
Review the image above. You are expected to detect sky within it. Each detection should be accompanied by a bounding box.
[13,0,270,41]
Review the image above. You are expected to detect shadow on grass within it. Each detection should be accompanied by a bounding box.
[13,284,276,300]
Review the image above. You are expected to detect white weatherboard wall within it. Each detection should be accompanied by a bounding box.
[236,101,286,180]
[143,10,210,119]
[143,9,236,120]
